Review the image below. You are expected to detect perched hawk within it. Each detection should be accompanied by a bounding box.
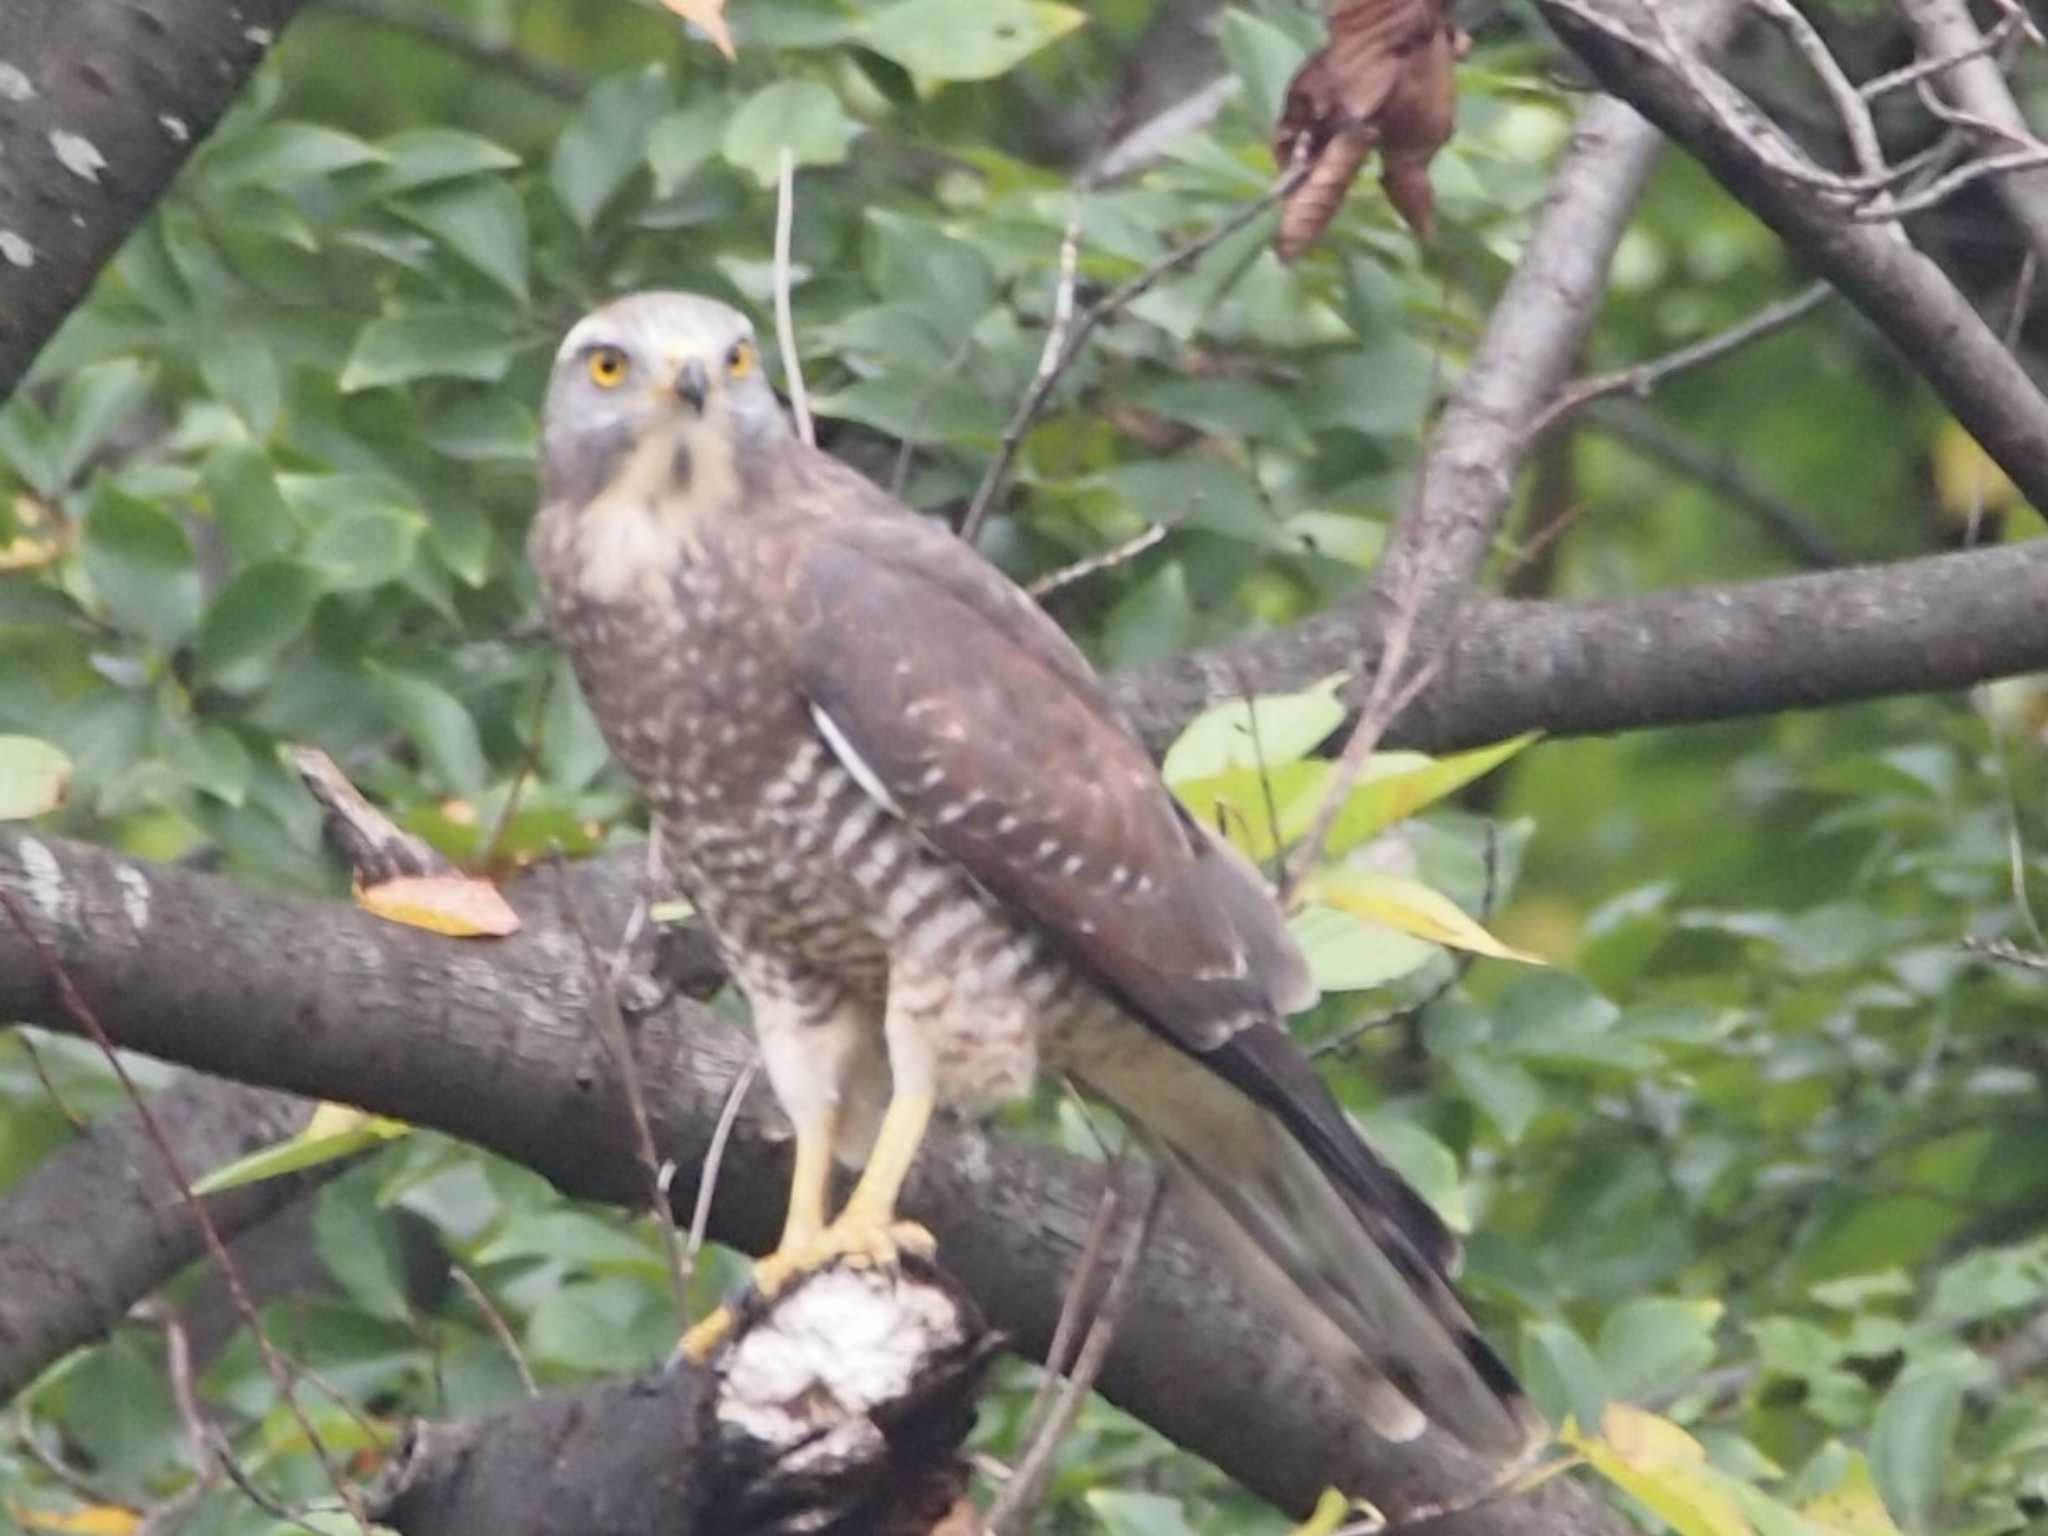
[529,292,1539,1457]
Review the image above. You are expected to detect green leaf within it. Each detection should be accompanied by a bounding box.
[376,669,488,796]
[864,210,995,343]
[1353,1111,1468,1230]
[721,80,859,186]
[205,121,386,191]
[540,655,612,791]
[856,0,1087,81]
[1870,1357,1979,1529]
[81,483,200,651]
[1172,757,1330,863]
[525,1274,670,1374]
[193,1103,410,1194]
[1449,1053,1543,1143]
[474,1211,665,1275]
[339,307,520,391]
[552,67,672,231]
[0,735,72,819]
[53,358,154,485]
[197,329,281,439]
[1162,674,1347,783]
[1324,734,1540,855]
[1598,1297,1722,1400]
[393,179,530,301]
[1084,1489,1201,1536]
[1217,9,1308,128]
[314,1172,411,1320]
[370,128,521,195]
[1094,458,1296,550]
[1288,902,1436,991]
[1522,1318,1609,1432]
[206,444,299,563]
[306,505,422,590]
[196,559,322,685]
[159,715,251,805]
[647,103,727,198]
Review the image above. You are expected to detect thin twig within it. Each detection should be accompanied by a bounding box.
[960,163,1307,544]
[1013,1170,1125,1456]
[1026,516,1181,600]
[481,671,553,872]
[11,1027,84,1130]
[1526,280,1831,440]
[985,1170,1166,1534]
[775,147,814,447]
[1848,145,2048,220]
[0,890,374,1535]
[550,861,693,1328]
[1963,936,2048,973]
[684,1054,761,1281]
[1862,8,2028,101]
[208,1432,335,1536]
[448,1264,538,1397]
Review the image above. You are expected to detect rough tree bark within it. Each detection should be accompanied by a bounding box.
[0,0,304,399]
[0,1075,322,1400]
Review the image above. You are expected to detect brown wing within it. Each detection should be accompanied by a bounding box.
[792,508,1289,1049]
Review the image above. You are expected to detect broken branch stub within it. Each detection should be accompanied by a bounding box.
[372,1260,999,1536]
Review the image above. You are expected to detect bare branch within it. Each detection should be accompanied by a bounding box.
[986,1171,1165,1535]
[1527,281,1832,441]
[551,864,693,1329]
[447,1265,538,1399]
[1896,0,2048,267]
[774,147,814,447]
[1535,0,2048,516]
[1027,517,1180,600]
[959,164,1307,545]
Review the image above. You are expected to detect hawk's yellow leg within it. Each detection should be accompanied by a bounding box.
[677,1092,935,1363]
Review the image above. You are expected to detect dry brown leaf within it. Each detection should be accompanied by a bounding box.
[357,873,522,937]
[1272,0,1467,258]
[661,0,736,60]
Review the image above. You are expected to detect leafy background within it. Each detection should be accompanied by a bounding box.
[2,1,2046,1533]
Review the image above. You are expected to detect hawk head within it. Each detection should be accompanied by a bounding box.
[534,291,791,599]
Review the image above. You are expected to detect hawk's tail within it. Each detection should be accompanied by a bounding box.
[1098,1033,1544,1457]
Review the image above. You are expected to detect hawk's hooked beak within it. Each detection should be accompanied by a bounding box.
[674,357,711,414]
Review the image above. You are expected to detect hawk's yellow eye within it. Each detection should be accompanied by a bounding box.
[587,347,628,388]
[727,339,756,379]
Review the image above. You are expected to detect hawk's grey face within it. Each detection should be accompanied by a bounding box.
[539,291,788,510]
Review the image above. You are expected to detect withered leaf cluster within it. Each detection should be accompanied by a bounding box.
[1272,0,1469,261]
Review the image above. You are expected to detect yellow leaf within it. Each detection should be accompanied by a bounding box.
[1305,869,1544,964]
[660,0,736,59]
[1931,420,2021,522]
[7,1503,142,1536]
[357,873,521,937]
[0,495,65,570]
[1325,733,1539,855]
[192,1101,410,1194]
[1172,759,1332,863]
[1800,1449,1903,1536]
[1563,1405,1752,1536]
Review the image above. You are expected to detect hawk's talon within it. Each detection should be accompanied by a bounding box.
[676,1304,741,1365]
[673,1217,936,1367]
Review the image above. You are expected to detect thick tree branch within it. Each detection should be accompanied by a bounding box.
[1111,537,2048,753]
[0,0,303,401]
[0,830,1619,1536]
[0,1073,320,1401]
[1535,0,2048,515]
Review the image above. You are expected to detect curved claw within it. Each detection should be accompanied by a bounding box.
[673,1218,937,1366]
